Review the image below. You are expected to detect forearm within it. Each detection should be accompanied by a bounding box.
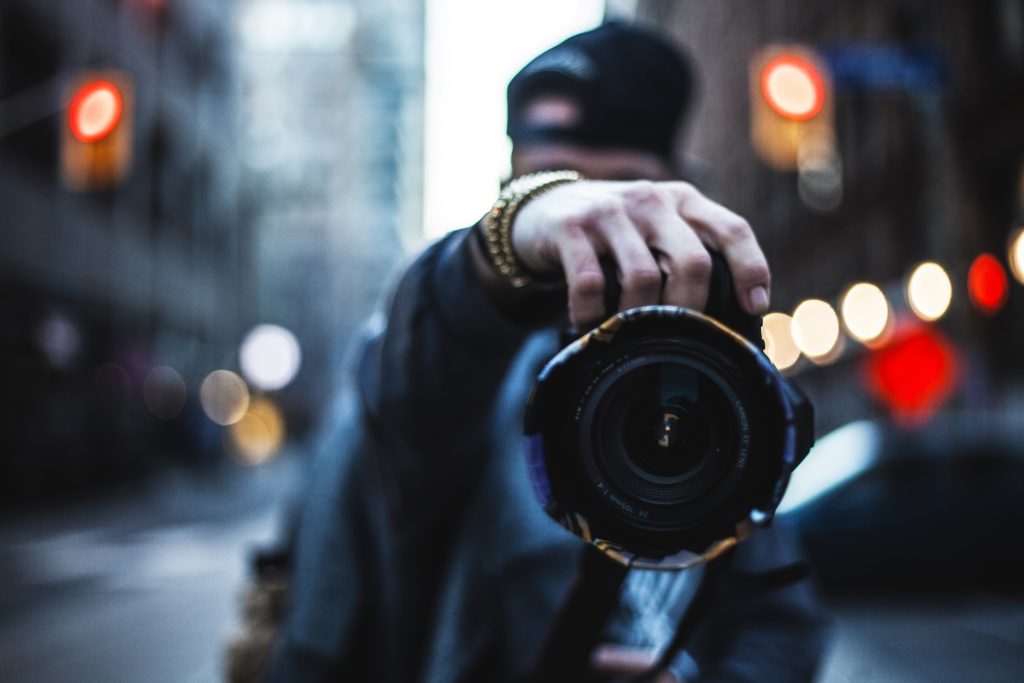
[362,226,563,480]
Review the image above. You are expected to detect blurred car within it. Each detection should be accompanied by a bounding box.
[778,415,1024,591]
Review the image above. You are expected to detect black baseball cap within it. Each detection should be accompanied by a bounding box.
[506,21,695,162]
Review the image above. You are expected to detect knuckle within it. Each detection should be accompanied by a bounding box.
[622,180,664,206]
[667,181,697,201]
[582,196,624,224]
[622,266,662,291]
[722,217,753,244]
[744,261,771,286]
[680,250,713,279]
[574,272,605,299]
[558,220,587,240]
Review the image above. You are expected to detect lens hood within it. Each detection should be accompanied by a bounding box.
[524,305,813,569]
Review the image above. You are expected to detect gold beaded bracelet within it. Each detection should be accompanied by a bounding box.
[481,170,584,287]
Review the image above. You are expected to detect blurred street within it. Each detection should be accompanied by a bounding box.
[0,455,302,683]
[1,446,1021,683]
[819,593,1024,682]
[2,0,1024,681]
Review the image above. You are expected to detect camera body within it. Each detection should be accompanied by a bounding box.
[524,259,814,569]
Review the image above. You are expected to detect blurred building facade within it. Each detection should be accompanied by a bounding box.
[629,0,1024,434]
[0,0,249,501]
[236,0,424,423]
[0,1,247,501]
[0,0,426,502]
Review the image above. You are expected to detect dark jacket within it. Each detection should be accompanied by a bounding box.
[271,229,827,682]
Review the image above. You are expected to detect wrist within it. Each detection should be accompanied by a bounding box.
[467,224,567,326]
[480,170,583,287]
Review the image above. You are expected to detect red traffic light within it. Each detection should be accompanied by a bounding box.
[68,81,123,143]
[761,54,826,121]
[967,253,1009,315]
[862,321,959,425]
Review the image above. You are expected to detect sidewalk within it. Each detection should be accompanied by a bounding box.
[0,452,304,683]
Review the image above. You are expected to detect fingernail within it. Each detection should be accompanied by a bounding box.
[748,286,769,313]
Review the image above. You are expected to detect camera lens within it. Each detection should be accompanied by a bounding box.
[524,305,813,563]
[580,353,740,510]
[621,366,719,478]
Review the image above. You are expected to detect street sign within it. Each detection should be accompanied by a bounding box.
[821,45,947,92]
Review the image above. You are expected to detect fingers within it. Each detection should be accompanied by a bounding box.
[669,183,771,315]
[559,197,662,328]
[620,182,712,311]
[556,229,606,328]
[591,644,678,683]
[514,179,769,325]
[601,214,663,312]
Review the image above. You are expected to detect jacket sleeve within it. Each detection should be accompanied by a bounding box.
[680,521,829,683]
[358,227,562,527]
[272,227,565,682]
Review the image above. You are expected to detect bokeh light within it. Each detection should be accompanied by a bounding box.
[761,312,801,370]
[761,54,826,121]
[841,282,890,344]
[68,81,123,142]
[967,253,1009,315]
[797,141,842,213]
[36,313,81,369]
[862,322,959,425]
[906,261,952,322]
[239,324,302,391]
[1008,227,1024,284]
[142,366,187,420]
[228,397,286,465]
[791,299,841,360]
[200,370,250,426]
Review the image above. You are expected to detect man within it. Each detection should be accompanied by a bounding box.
[269,21,825,683]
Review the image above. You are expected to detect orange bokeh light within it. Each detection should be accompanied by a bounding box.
[761,55,826,121]
[68,81,123,143]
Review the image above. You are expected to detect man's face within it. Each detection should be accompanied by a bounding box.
[510,95,678,181]
[512,144,677,181]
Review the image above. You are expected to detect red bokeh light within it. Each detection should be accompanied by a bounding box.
[68,81,123,143]
[967,253,1009,315]
[761,54,826,121]
[861,321,959,425]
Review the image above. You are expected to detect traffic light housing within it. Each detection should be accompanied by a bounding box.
[61,71,134,190]
[750,47,833,170]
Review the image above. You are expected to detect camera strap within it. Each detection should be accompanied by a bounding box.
[528,543,630,682]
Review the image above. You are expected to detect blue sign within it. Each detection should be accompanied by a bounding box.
[822,45,948,92]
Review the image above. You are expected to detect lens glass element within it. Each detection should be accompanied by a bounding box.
[580,353,740,511]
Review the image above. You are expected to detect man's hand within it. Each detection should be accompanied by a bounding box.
[511,180,770,329]
[590,644,679,682]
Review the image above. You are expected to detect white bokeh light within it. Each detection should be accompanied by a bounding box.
[906,261,952,322]
[200,370,251,426]
[239,324,302,391]
[1009,227,1024,284]
[761,312,801,370]
[840,282,890,344]
[791,299,841,360]
[763,62,820,119]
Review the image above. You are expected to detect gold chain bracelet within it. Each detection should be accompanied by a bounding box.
[481,170,584,287]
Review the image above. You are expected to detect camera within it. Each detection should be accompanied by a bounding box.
[523,255,814,569]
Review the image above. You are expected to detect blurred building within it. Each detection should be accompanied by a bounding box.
[628,0,1024,433]
[235,0,424,424]
[0,0,249,501]
[0,0,425,502]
